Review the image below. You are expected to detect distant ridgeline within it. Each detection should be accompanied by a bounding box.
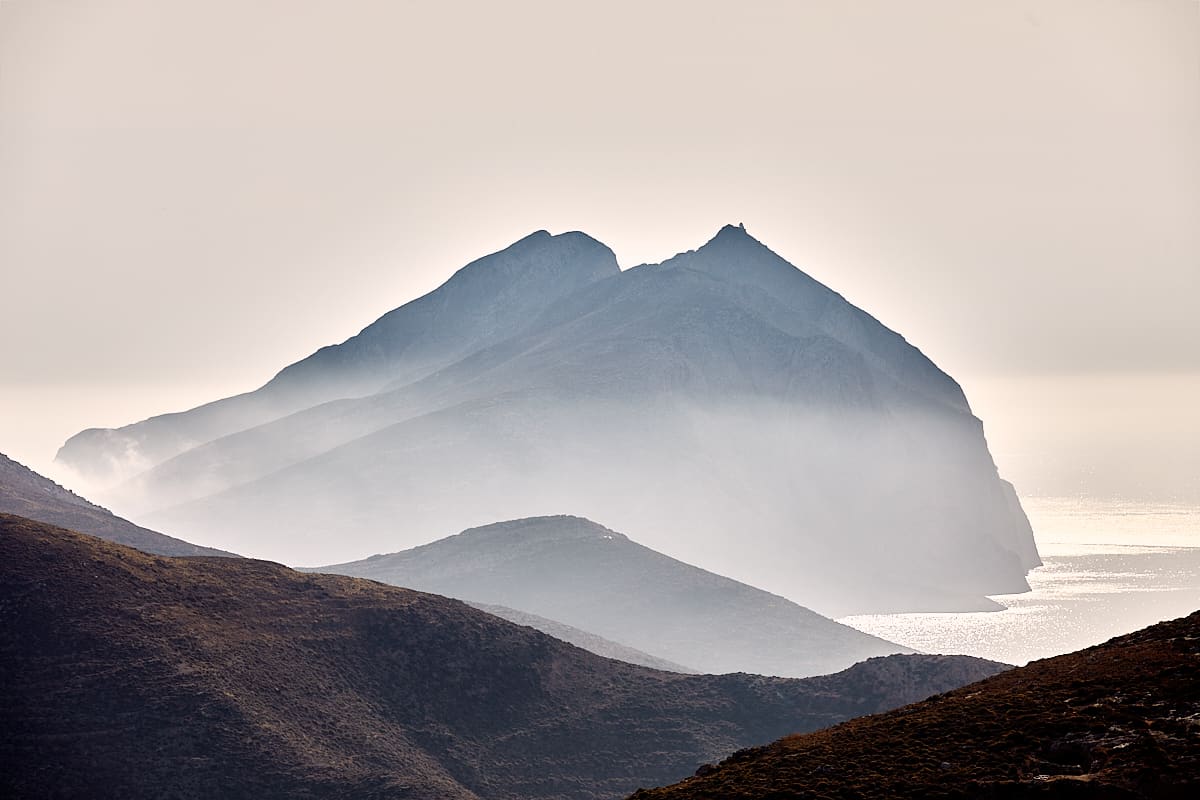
[57,225,1039,614]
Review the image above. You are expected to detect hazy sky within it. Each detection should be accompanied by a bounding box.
[1,0,1197,499]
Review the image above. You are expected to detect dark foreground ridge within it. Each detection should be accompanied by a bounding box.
[0,514,1005,800]
[629,610,1200,800]
[0,451,234,557]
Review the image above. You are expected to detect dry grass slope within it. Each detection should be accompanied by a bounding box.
[630,610,1200,799]
[0,513,1006,800]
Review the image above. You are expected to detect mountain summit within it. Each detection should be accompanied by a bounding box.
[57,226,1039,614]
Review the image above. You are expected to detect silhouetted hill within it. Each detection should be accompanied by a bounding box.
[629,611,1200,800]
[0,514,1006,800]
[320,516,909,677]
[0,452,232,557]
[57,225,1037,615]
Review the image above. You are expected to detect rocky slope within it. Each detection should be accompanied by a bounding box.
[56,225,1038,614]
[0,452,232,557]
[0,514,1005,800]
[319,516,909,678]
[630,611,1200,799]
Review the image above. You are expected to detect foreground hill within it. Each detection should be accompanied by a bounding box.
[320,516,908,677]
[630,611,1200,800]
[0,514,1005,800]
[0,452,232,557]
[58,226,1037,614]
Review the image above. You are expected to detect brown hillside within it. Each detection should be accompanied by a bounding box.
[630,611,1200,800]
[0,513,1004,800]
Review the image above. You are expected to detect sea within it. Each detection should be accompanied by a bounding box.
[839,496,1200,666]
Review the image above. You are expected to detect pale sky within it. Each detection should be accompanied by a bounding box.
[1,0,1198,500]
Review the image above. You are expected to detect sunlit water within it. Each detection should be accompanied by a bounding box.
[839,497,1200,666]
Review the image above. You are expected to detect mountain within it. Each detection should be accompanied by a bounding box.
[319,516,910,678]
[0,514,1006,800]
[56,225,1039,614]
[0,454,683,672]
[56,230,621,486]
[0,451,233,557]
[629,610,1200,800]
[468,602,695,673]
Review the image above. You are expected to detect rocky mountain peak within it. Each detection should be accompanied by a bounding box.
[656,222,806,287]
[451,229,619,287]
[711,221,750,240]
[700,221,766,251]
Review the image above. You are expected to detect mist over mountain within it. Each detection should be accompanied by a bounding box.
[0,452,233,557]
[57,225,1039,614]
[0,514,1005,800]
[56,231,620,486]
[319,515,910,678]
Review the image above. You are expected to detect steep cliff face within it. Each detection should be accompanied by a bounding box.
[55,226,1038,614]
